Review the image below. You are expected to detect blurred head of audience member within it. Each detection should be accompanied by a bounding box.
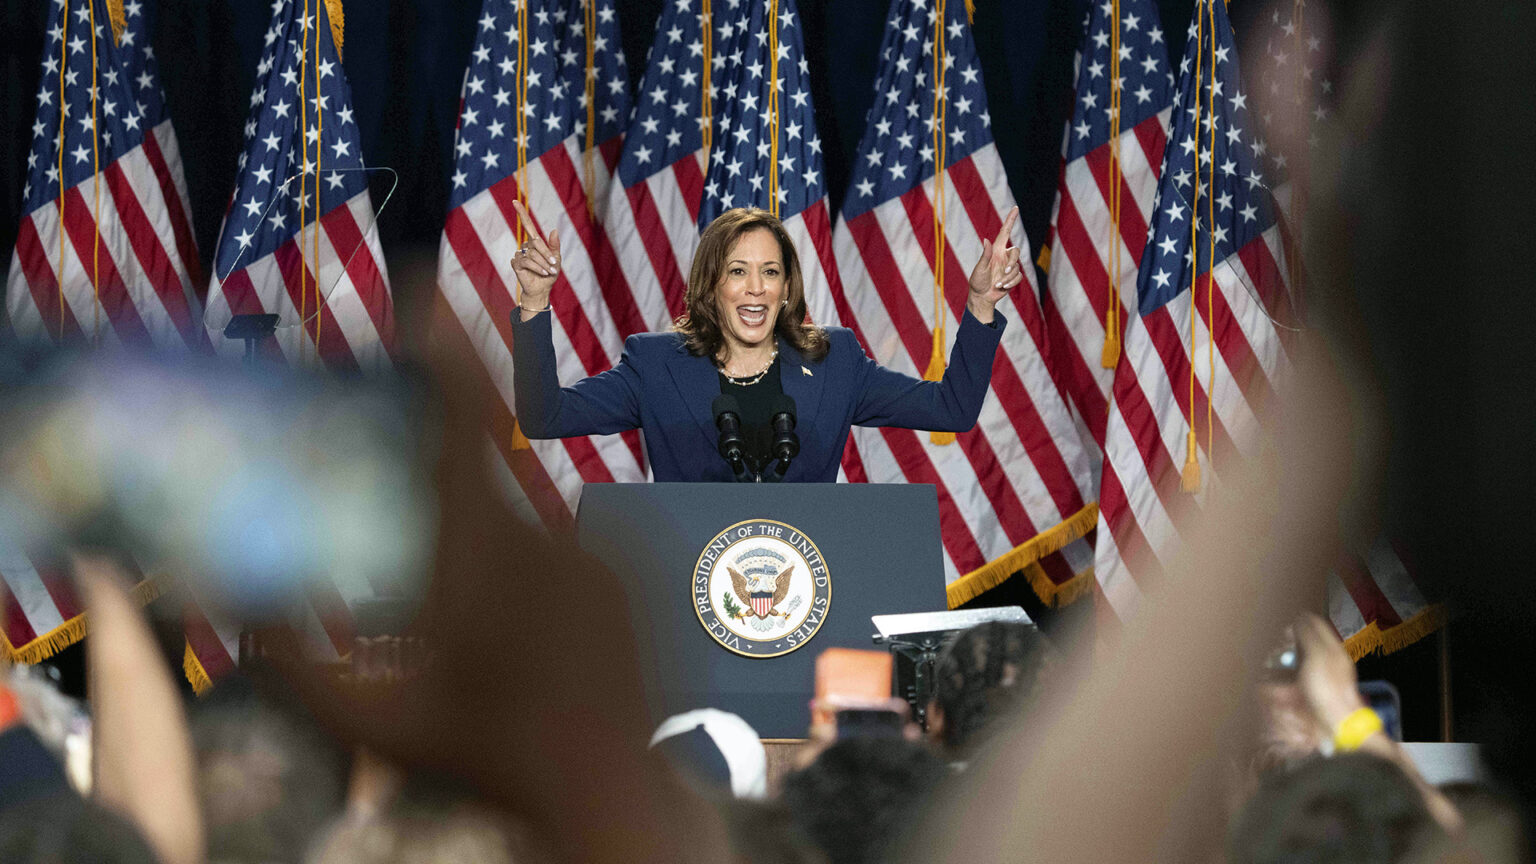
[1436,783,1528,864]
[650,708,769,801]
[1228,753,1436,864]
[189,674,351,864]
[0,792,161,864]
[926,622,1053,757]
[782,737,947,864]
[306,777,537,864]
[718,798,827,864]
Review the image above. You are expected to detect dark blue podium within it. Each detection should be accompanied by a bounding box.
[575,483,944,738]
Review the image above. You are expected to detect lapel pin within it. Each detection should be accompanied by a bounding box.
[802,365,813,376]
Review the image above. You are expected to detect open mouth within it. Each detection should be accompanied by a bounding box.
[737,305,768,328]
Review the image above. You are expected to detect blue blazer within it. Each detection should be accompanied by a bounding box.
[511,308,1006,482]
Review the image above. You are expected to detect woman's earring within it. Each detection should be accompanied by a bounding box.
[780,299,788,308]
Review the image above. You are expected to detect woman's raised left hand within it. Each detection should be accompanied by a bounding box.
[967,205,1024,324]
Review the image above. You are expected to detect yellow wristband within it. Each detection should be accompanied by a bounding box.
[1332,707,1384,752]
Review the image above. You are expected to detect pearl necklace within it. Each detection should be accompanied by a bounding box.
[719,350,778,386]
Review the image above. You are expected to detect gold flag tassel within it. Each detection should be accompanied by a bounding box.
[106,0,126,42]
[927,0,956,446]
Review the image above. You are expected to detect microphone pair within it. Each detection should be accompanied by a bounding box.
[711,394,799,482]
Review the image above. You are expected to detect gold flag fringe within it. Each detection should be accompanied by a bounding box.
[182,641,215,696]
[945,503,1098,608]
[105,0,126,42]
[1,578,163,665]
[1342,604,1447,662]
[1021,561,1095,608]
[324,0,344,57]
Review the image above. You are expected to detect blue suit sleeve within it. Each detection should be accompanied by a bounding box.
[849,307,1006,432]
[511,310,642,437]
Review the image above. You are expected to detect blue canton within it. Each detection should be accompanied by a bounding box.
[214,0,369,280]
[616,0,732,189]
[697,0,824,227]
[1251,5,1333,189]
[839,0,992,222]
[114,0,169,129]
[1064,0,1174,163]
[22,0,147,215]
[1135,0,1276,315]
[448,0,630,211]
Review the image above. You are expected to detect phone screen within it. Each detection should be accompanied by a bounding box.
[834,708,906,740]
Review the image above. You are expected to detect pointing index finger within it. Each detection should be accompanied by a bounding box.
[993,206,1019,251]
[510,199,546,246]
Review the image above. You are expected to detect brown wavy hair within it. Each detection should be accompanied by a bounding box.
[673,208,828,362]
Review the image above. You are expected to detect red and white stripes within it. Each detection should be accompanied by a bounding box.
[438,136,651,524]
[834,145,1097,602]
[7,138,206,353]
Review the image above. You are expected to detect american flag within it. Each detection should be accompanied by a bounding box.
[694,0,846,331]
[116,0,203,299]
[1094,0,1297,619]
[600,0,725,327]
[6,0,205,351]
[1249,0,1328,220]
[832,0,1097,606]
[1248,2,1442,655]
[435,0,645,530]
[187,0,397,689]
[204,0,396,373]
[1042,0,1174,457]
[1,548,161,664]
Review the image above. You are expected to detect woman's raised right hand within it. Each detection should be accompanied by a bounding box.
[510,199,561,315]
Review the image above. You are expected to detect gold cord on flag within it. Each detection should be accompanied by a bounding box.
[1180,0,1207,493]
[514,0,530,245]
[1203,0,1216,472]
[583,0,597,217]
[508,0,535,453]
[700,0,712,155]
[925,0,956,446]
[89,0,102,344]
[55,5,68,341]
[1102,0,1123,368]
[313,1,325,355]
[767,0,781,218]
[298,0,311,363]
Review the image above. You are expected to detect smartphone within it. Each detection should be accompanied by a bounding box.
[833,708,907,740]
[812,648,909,739]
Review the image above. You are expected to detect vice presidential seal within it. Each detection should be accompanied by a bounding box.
[693,518,831,658]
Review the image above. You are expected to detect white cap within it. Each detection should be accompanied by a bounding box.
[649,708,768,800]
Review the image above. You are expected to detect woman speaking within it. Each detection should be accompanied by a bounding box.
[508,201,1025,483]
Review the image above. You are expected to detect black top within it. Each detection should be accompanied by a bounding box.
[717,355,783,473]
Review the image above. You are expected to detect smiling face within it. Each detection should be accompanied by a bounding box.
[712,228,787,361]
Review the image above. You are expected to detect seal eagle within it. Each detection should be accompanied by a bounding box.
[728,565,793,618]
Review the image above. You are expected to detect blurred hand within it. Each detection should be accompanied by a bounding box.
[1294,611,1365,732]
[966,206,1023,324]
[510,199,561,316]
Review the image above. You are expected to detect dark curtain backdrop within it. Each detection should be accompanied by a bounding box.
[1,0,1238,322]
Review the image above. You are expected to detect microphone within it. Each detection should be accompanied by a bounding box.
[711,395,752,482]
[767,394,799,480]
